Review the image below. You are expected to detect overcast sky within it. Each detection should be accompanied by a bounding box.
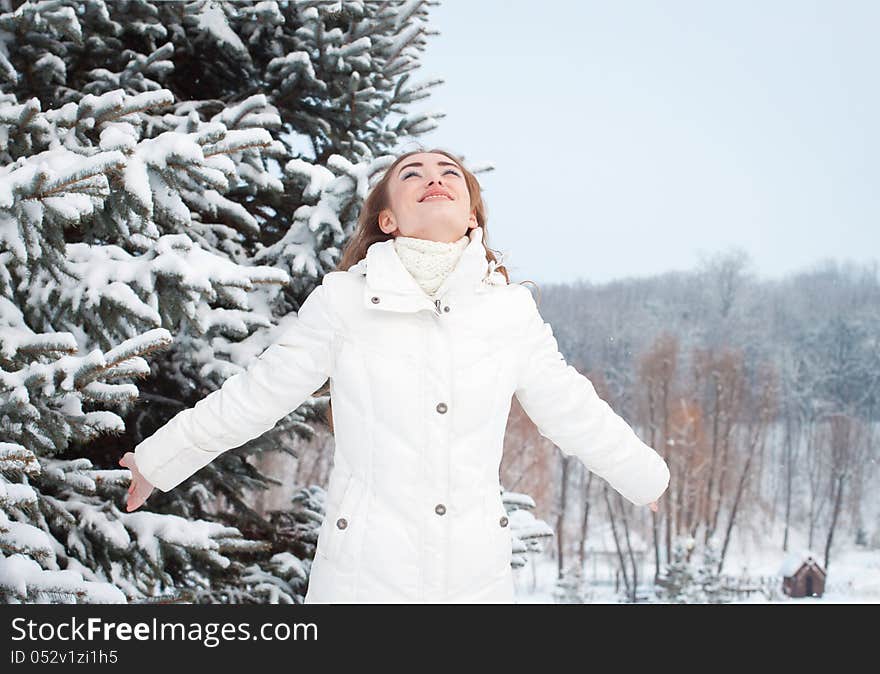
[405,0,880,285]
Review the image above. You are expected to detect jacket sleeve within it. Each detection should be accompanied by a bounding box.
[133,281,340,492]
[512,286,670,506]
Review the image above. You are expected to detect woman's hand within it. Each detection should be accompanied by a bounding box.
[648,501,659,512]
[119,452,155,512]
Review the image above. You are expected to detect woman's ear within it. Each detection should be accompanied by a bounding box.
[378,208,395,234]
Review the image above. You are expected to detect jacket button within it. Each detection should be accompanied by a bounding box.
[336,517,348,529]
[443,305,450,312]
[371,296,380,304]
[435,503,446,516]
[499,516,508,527]
[436,402,447,414]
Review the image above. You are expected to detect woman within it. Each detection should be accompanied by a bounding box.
[120,148,670,603]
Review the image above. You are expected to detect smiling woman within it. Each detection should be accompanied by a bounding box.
[124,146,670,604]
[333,148,507,279]
[382,152,478,241]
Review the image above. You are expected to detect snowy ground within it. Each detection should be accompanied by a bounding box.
[511,523,880,604]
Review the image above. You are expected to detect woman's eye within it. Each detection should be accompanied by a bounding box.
[402,169,461,179]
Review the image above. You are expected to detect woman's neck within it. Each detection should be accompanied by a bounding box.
[393,233,469,297]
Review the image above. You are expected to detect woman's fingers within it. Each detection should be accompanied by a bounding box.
[127,492,144,512]
[122,453,136,498]
[120,449,157,513]
[119,451,154,512]
[123,471,154,512]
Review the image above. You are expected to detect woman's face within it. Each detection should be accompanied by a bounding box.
[378,152,478,242]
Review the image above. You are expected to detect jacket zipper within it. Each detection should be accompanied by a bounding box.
[434,298,442,315]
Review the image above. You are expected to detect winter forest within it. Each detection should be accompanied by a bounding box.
[0,0,877,604]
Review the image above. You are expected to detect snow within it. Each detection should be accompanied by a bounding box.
[99,122,138,153]
[60,497,132,551]
[512,517,880,603]
[268,552,308,580]
[285,158,335,200]
[0,509,53,555]
[0,554,126,604]
[394,0,425,31]
[82,410,127,433]
[102,328,171,367]
[0,213,25,260]
[194,0,247,56]
[26,235,288,337]
[0,296,79,359]
[778,548,825,577]
[124,510,240,566]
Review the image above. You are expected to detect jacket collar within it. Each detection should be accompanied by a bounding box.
[348,226,497,314]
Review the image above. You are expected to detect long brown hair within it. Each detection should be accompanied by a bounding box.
[312,147,536,431]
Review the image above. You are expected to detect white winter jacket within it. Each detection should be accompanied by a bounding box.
[133,225,670,603]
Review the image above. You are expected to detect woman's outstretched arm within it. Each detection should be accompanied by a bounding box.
[512,286,670,507]
[129,280,341,496]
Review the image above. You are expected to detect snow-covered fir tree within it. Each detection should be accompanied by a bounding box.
[553,565,591,604]
[655,536,698,603]
[694,539,731,604]
[655,537,733,603]
[0,0,448,603]
[501,487,554,570]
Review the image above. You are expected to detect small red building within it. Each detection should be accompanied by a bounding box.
[778,551,826,598]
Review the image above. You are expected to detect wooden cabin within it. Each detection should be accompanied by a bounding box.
[778,551,826,598]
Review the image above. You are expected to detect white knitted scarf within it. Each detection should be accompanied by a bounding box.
[393,233,470,297]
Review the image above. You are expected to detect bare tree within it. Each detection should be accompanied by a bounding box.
[691,346,745,544]
[617,492,640,603]
[556,454,575,578]
[780,408,802,552]
[696,247,754,328]
[577,469,594,572]
[604,484,631,600]
[823,412,869,571]
[637,332,679,580]
[718,364,778,572]
[671,397,709,553]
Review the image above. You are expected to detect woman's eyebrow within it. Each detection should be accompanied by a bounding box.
[397,161,461,176]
